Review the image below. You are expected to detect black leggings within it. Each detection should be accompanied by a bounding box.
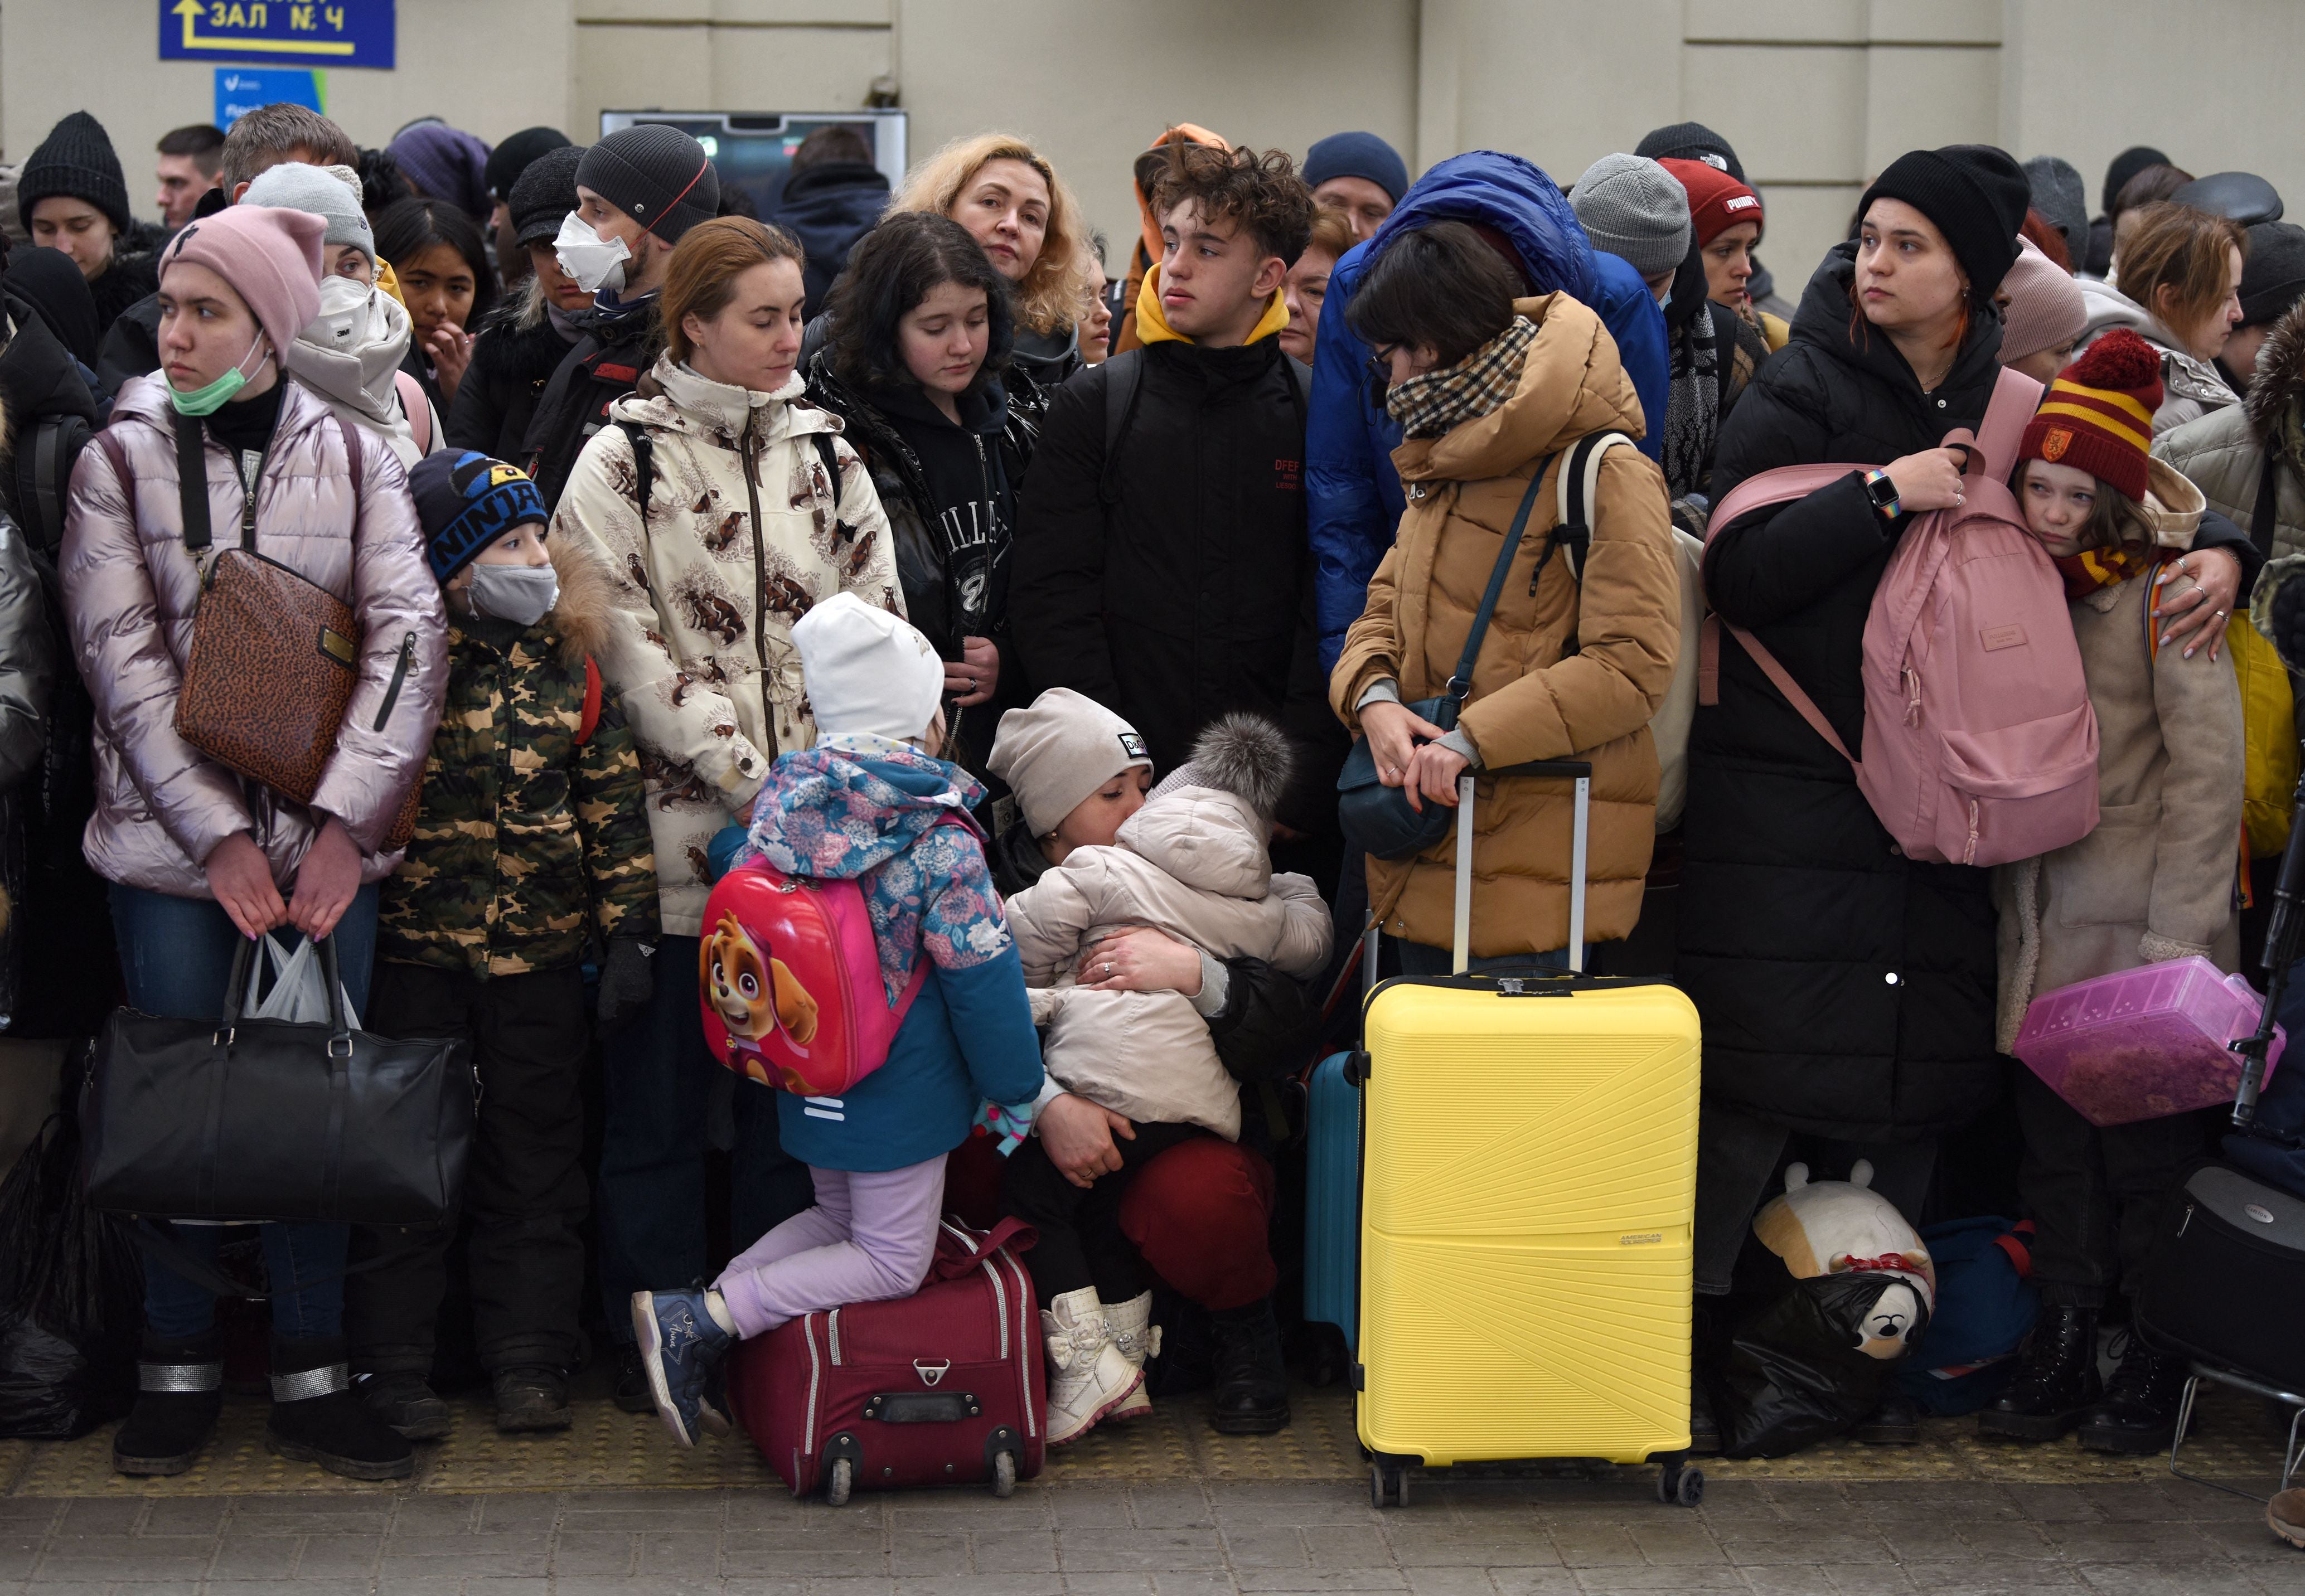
[999,1120,1208,1304]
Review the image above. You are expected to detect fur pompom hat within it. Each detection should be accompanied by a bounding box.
[1150,713,1295,820]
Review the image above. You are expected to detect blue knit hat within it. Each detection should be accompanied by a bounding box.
[1304,132,1409,203]
[411,450,547,580]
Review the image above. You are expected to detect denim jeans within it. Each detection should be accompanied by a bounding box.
[108,881,380,1340]
[594,933,812,1339]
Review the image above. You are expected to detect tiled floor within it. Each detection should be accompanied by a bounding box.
[0,1474,2296,1595]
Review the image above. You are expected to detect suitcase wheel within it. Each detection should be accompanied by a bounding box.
[1655,1462,1704,1509]
[1369,1458,1410,1509]
[992,1448,1017,1498]
[825,1456,854,1508]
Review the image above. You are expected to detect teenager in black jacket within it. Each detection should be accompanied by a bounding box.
[1010,145,1326,802]
[447,146,587,462]
[1681,149,2253,1379]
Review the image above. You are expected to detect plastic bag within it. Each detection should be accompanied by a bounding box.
[1707,1272,1902,1458]
[0,1113,143,1438]
[243,933,362,1029]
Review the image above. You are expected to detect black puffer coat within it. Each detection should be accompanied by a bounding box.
[1684,246,2267,1143]
[1679,242,2009,1142]
[447,289,580,462]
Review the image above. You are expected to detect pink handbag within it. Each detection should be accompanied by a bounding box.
[2013,956,2285,1126]
[1699,367,2100,867]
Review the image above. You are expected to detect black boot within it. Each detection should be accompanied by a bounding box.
[1978,1304,2100,1441]
[356,1370,451,1440]
[493,1366,573,1434]
[113,1333,224,1477]
[612,1342,656,1414]
[1207,1298,1290,1436]
[2077,1337,2191,1454]
[1852,1387,1922,1445]
[265,1337,414,1481]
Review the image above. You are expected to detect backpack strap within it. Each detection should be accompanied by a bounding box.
[1098,350,1144,507]
[1718,622,1860,771]
[616,419,653,526]
[394,370,432,454]
[336,413,365,501]
[575,656,603,746]
[1551,430,1636,586]
[812,430,859,543]
[1964,366,2046,481]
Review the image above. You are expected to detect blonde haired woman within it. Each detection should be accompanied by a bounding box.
[890,132,1090,416]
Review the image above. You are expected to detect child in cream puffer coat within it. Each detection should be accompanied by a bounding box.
[1003,713,1332,1142]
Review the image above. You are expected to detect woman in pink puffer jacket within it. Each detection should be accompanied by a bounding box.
[59,205,446,1486]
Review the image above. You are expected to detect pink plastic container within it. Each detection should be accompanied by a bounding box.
[2013,956,2284,1126]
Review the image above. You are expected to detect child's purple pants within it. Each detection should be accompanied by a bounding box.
[711,1156,948,1337]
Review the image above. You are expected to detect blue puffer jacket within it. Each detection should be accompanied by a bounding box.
[1308,151,1670,670]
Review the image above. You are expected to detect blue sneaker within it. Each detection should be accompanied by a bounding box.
[630,1288,734,1447]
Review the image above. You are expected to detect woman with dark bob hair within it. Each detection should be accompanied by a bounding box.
[1329,218,1679,975]
[372,195,498,412]
[804,210,1030,776]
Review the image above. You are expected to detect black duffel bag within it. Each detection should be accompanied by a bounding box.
[79,935,473,1226]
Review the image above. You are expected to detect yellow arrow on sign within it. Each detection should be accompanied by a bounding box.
[173,0,356,57]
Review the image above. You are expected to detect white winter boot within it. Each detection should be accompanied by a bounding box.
[1103,1291,1160,1422]
[1040,1287,1142,1445]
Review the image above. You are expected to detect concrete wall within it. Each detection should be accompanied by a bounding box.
[2,0,2300,311]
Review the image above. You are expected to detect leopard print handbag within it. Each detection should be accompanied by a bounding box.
[170,411,364,808]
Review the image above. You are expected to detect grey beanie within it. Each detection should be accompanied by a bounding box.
[988,688,1154,838]
[1570,153,1694,279]
[575,124,719,245]
[2022,155,2089,261]
[241,161,374,264]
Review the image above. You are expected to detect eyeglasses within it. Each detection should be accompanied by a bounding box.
[1364,345,1398,409]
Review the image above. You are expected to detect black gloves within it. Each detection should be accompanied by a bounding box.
[595,935,656,1030]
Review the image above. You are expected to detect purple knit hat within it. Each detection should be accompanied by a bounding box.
[158,205,326,356]
[388,123,494,222]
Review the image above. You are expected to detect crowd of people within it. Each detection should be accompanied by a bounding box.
[1,93,2301,1496]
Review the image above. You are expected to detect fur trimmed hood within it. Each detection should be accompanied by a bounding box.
[545,529,617,668]
[2246,297,2305,449]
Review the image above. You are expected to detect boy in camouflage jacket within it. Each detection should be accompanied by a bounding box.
[348,452,658,1438]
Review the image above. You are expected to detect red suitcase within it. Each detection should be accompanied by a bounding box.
[722,1216,1046,1502]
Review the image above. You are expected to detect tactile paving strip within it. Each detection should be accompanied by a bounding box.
[2,1381,2282,1497]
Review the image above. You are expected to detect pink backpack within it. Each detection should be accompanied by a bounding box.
[1698,367,2099,867]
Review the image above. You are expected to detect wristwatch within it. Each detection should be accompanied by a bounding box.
[1863,468,1901,520]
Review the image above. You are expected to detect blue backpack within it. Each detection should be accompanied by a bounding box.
[1895,1217,2040,1415]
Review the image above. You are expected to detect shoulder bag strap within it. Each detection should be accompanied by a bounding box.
[2252,445,2281,559]
[171,409,212,554]
[1440,457,1556,714]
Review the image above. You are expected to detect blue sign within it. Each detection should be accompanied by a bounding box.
[215,67,325,130]
[161,1,394,69]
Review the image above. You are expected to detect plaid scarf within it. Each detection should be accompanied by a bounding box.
[2053,540,2172,603]
[1386,316,1538,440]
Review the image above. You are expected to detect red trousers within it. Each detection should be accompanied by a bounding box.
[946,1129,1276,1312]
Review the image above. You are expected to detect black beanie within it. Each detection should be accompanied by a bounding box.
[2240,222,2305,327]
[486,126,573,206]
[576,125,719,245]
[1859,144,2031,298]
[2102,145,2172,215]
[18,110,129,237]
[510,144,584,248]
[1634,121,1744,185]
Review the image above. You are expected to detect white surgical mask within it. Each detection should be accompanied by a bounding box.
[553,213,631,297]
[466,562,560,627]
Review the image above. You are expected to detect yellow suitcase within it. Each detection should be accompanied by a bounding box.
[1354,761,1702,1508]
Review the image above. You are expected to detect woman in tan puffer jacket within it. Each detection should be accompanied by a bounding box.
[1328,222,1679,966]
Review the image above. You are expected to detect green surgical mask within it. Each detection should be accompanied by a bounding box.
[167,332,269,418]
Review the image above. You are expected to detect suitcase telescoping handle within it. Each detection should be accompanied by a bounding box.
[1451,759,1592,977]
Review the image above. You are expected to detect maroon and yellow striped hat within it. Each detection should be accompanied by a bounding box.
[2018,329,2164,501]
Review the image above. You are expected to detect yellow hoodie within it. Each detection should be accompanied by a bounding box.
[1132,262,1289,348]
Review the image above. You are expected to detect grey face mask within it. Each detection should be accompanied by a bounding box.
[466,562,559,627]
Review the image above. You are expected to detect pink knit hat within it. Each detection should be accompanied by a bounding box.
[1998,235,2087,366]
[157,205,326,357]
